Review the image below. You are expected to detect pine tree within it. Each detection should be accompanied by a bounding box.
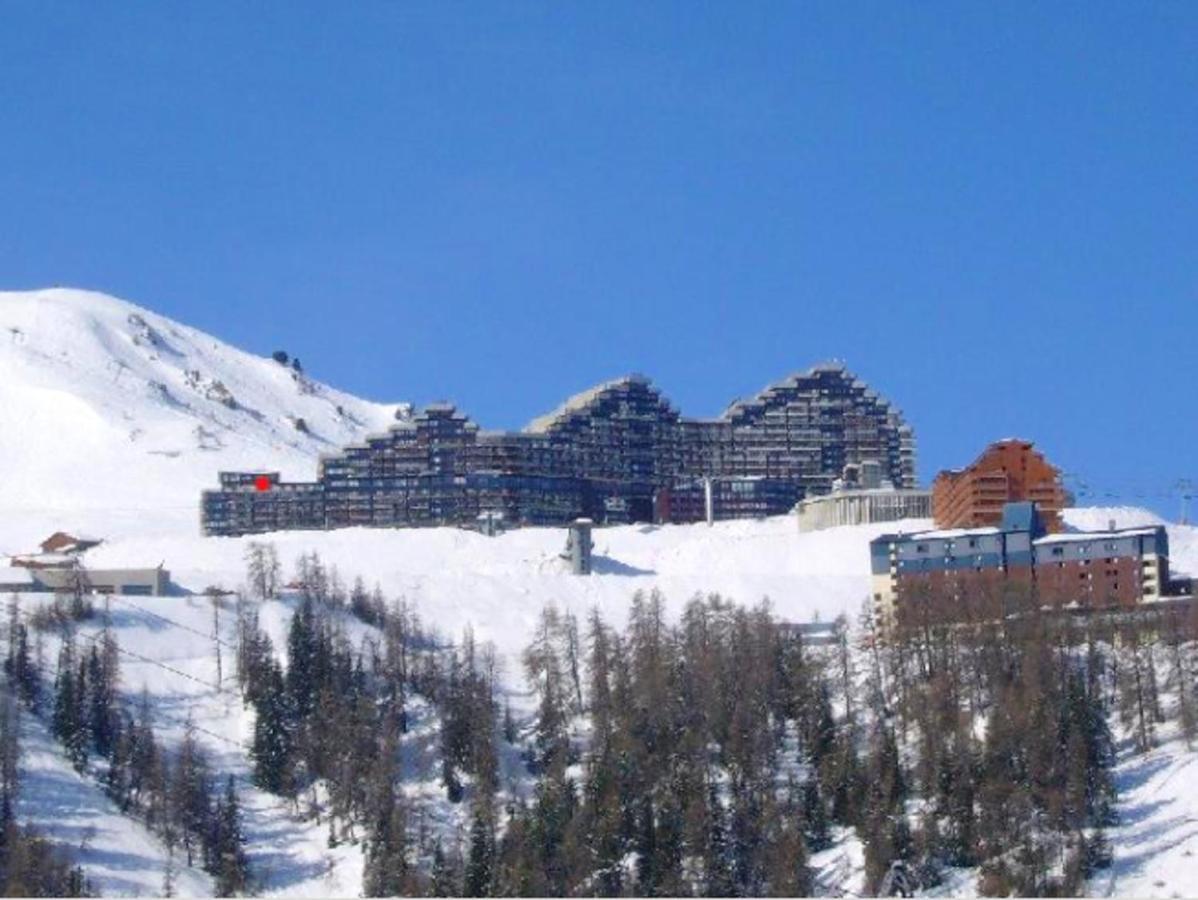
[211,775,249,895]
[285,598,319,722]
[171,717,211,868]
[464,802,496,896]
[523,606,570,773]
[86,644,118,757]
[801,777,831,852]
[4,608,38,710]
[250,661,292,795]
[362,764,410,897]
[0,694,20,830]
[702,781,733,897]
[52,640,88,772]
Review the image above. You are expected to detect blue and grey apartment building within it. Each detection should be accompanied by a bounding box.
[869,502,1170,627]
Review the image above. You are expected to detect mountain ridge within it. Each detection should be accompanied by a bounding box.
[0,287,399,547]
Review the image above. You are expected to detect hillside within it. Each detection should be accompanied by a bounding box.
[2,288,1198,897]
[0,288,397,549]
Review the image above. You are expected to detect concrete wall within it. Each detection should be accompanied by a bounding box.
[797,489,931,532]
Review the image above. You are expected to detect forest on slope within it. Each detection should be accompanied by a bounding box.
[5,543,1197,897]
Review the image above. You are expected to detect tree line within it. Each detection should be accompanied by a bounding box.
[228,544,1198,897]
[0,686,89,896]
[5,594,250,896]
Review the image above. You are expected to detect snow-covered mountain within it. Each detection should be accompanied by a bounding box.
[3,287,1198,898]
[0,288,397,550]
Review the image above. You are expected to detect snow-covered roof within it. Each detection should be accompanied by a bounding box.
[1035,527,1161,545]
[11,552,76,568]
[0,568,37,586]
[797,488,929,508]
[903,527,1003,540]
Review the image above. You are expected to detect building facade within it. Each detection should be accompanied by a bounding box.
[202,363,918,536]
[2,565,170,596]
[932,439,1068,533]
[869,503,1169,628]
[796,487,932,532]
[795,460,931,532]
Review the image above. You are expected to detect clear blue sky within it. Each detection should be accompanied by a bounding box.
[2,3,1195,514]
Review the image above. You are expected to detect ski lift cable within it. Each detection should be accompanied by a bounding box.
[102,593,239,652]
[7,605,245,750]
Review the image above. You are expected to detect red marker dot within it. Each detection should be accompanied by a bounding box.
[254,476,271,492]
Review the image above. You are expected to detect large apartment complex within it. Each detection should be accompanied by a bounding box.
[202,363,917,536]
[869,502,1170,628]
[932,439,1068,533]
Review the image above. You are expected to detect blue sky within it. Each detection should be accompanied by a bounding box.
[2,3,1195,514]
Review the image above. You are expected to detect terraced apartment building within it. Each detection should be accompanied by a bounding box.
[201,363,917,536]
[932,439,1068,533]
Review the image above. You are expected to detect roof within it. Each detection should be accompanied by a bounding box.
[798,487,931,504]
[11,553,77,569]
[525,375,651,434]
[876,520,1164,546]
[902,527,1003,540]
[0,569,37,586]
[39,531,103,552]
[1035,528,1162,545]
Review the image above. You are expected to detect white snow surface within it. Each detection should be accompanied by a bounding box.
[0,288,397,549]
[15,701,213,897]
[3,288,1198,896]
[1099,724,1198,899]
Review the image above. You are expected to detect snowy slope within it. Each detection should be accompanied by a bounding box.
[84,515,930,663]
[1099,726,1198,899]
[4,287,1198,897]
[14,700,213,897]
[0,288,396,549]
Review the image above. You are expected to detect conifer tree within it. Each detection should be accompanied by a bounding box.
[211,775,249,896]
[464,801,496,896]
[250,661,292,795]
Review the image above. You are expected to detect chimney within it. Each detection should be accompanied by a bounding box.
[1109,519,1116,532]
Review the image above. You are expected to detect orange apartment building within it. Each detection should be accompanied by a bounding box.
[932,439,1068,533]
